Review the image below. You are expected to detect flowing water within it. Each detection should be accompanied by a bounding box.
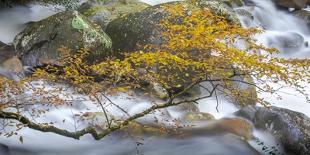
[0,0,310,155]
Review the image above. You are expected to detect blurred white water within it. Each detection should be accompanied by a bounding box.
[0,4,58,44]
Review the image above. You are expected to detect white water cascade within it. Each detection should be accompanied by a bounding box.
[0,0,310,155]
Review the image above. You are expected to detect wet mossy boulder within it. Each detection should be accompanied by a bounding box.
[236,106,310,155]
[106,1,239,53]
[13,11,112,67]
[78,0,150,31]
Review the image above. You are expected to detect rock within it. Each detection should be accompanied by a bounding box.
[196,0,240,23]
[13,11,112,67]
[194,117,254,140]
[0,143,10,155]
[183,112,215,121]
[235,106,310,155]
[235,8,255,27]
[272,0,308,9]
[216,0,245,7]
[292,9,310,29]
[0,41,15,63]
[106,1,240,97]
[106,1,239,52]
[267,32,304,53]
[0,42,23,80]
[78,0,150,31]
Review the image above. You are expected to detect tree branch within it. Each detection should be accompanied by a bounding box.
[0,80,218,140]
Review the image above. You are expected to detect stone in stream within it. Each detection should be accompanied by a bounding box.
[13,11,113,67]
[0,41,23,81]
[292,9,310,30]
[78,0,150,31]
[235,106,310,155]
[272,0,309,9]
[105,1,247,99]
[0,143,10,155]
[267,32,304,54]
[0,41,15,63]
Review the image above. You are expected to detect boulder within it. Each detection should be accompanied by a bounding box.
[13,11,113,67]
[106,1,242,96]
[236,106,310,155]
[106,1,239,52]
[78,0,150,31]
[272,0,308,9]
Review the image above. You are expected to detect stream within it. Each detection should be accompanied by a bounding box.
[0,0,310,155]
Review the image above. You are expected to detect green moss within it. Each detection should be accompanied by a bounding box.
[72,15,89,30]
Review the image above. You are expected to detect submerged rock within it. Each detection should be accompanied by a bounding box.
[236,106,310,155]
[13,11,112,67]
[292,9,310,30]
[78,0,150,31]
[267,32,304,53]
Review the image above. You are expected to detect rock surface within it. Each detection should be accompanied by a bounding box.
[292,9,310,30]
[13,11,112,67]
[0,41,15,63]
[106,1,238,52]
[272,0,309,9]
[78,0,150,31]
[236,106,310,155]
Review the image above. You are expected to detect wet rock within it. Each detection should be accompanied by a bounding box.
[0,42,23,80]
[0,143,10,155]
[235,8,255,27]
[78,0,150,31]
[13,11,112,67]
[106,1,239,97]
[0,41,15,63]
[267,32,304,53]
[183,112,215,121]
[189,117,254,140]
[106,1,239,52]
[197,0,240,23]
[292,9,310,30]
[235,106,310,155]
[272,0,308,9]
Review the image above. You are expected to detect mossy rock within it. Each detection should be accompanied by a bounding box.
[78,0,150,31]
[183,112,215,121]
[13,11,112,67]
